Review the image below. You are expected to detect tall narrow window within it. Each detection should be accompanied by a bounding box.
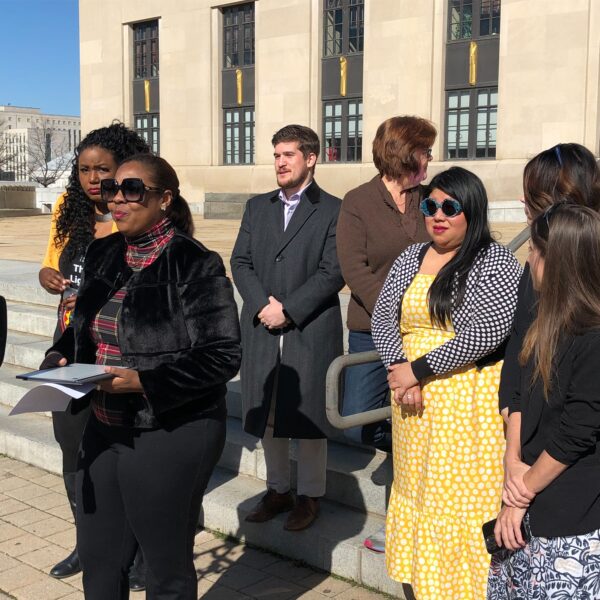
[224,107,255,165]
[132,20,160,154]
[134,114,160,156]
[321,0,364,163]
[221,3,255,165]
[323,0,364,56]
[444,0,500,159]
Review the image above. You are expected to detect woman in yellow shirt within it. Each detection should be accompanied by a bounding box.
[39,123,150,586]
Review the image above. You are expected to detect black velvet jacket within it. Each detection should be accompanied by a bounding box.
[52,231,241,424]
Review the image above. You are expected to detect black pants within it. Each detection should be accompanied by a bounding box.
[53,402,90,475]
[76,409,226,600]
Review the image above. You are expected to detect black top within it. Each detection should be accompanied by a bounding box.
[517,330,600,537]
[501,271,600,537]
[498,263,536,414]
[56,242,85,340]
[0,295,6,367]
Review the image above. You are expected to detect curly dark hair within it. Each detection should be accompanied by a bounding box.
[55,122,151,259]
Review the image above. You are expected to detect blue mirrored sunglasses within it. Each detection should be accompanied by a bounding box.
[420,197,463,218]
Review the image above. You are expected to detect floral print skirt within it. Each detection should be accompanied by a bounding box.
[487,517,600,599]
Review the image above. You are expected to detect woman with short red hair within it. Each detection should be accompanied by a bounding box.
[336,115,436,551]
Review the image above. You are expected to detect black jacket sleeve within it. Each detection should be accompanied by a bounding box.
[138,251,241,414]
[498,265,535,414]
[545,333,600,465]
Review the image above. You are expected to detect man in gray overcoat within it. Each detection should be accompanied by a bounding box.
[231,124,344,531]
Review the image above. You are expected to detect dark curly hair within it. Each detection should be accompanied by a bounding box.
[55,122,151,259]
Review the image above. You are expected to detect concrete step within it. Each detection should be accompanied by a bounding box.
[204,469,402,597]
[4,330,52,370]
[0,404,402,597]
[0,260,57,307]
[0,364,391,518]
[7,300,57,337]
[0,363,47,415]
[222,417,391,518]
[0,208,43,218]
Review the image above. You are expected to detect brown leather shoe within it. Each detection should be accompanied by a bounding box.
[245,488,294,523]
[284,495,319,531]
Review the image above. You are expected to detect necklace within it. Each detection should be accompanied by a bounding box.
[94,212,113,223]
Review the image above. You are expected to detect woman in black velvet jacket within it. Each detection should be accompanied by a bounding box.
[46,154,241,600]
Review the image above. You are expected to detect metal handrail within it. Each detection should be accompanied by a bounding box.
[506,225,530,253]
[325,225,531,429]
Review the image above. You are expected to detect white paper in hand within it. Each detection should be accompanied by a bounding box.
[9,383,95,416]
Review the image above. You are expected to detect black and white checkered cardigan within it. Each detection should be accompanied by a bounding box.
[372,241,523,380]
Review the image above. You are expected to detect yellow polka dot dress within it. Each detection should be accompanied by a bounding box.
[386,274,504,600]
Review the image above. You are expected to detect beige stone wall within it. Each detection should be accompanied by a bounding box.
[79,0,599,207]
[496,0,599,159]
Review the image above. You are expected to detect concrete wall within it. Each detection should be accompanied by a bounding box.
[0,184,37,210]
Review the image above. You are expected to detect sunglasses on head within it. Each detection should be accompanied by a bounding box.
[420,197,463,218]
[541,201,566,231]
[100,178,164,204]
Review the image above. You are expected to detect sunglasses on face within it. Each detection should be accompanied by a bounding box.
[100,178,164,204]
[420,197,463,218]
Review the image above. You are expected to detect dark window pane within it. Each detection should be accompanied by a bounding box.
[348,3,364,53]
[133,20,159,79]
[491,15,500,35]
[324,0,362,56]
[480,0,501,37]
[449,0,461,40]
[462,2,473,38]
[223,3,255,68]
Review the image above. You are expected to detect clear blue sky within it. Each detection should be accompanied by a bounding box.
[0,0,80,116]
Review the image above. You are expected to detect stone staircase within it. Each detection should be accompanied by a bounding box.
[0,259,403,597]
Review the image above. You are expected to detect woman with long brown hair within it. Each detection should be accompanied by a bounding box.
[488,203,600,598]
[498,144,600,512]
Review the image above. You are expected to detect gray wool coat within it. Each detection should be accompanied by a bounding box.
[230,180,344,439]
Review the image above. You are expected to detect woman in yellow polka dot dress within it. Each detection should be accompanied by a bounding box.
[372,167,522,600]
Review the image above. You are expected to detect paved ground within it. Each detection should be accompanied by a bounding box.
[0,214,241,271]
[0,213,529,267]
[0,455,390,600]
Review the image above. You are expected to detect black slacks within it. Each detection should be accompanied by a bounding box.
[53,402,90,475]
[77,408,226,600]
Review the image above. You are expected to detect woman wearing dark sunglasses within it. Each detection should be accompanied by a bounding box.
[37,122,150,585]
[371,166,522,600]
[488,204,600,598]
[45,153,241,599]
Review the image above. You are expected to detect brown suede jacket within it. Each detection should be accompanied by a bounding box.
[336,176,430,331]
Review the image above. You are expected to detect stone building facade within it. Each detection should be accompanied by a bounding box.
[0,106,80,184]
[79,0,600,218]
